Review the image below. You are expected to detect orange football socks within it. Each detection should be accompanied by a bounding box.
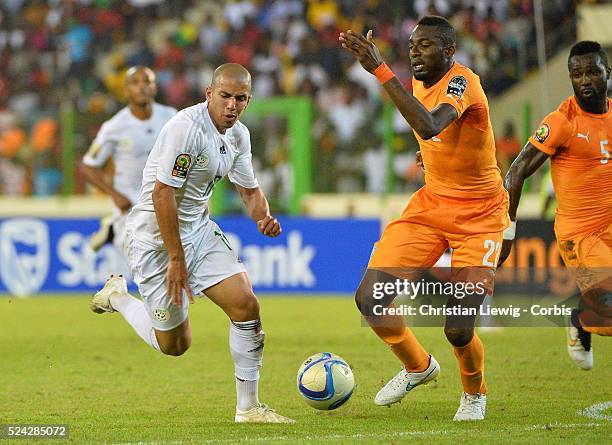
[367,309,430,372]
[453,333,487,395]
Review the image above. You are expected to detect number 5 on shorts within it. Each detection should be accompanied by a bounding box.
[483,239,501,267]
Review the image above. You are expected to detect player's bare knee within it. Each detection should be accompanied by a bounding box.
[242,294,260,320]
[444,327,473,347]
[354,285,367,312]
[160,336,191,356]
[232,292,260,321]
[355,270,381,315]
[356,270,398,316]
[161,346,185,357]
[156,327,191,356]
[355,284,379,316]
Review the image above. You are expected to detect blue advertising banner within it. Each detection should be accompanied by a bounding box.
[0,217,380,296]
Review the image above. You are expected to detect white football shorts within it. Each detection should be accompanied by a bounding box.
[125,219,246,330]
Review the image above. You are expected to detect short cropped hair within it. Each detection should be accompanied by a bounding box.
[569,40,609,67]
[417,15,456,47]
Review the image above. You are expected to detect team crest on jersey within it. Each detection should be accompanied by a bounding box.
[219,145,227,154]
[153,308,170,322]
[172,154,191,178]
[195,154,209,168]
[534,124,550,143]
[447,75,467,98]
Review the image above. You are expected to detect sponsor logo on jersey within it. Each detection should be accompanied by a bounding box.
[172,154,192,178]
[576,131,590,143]
[195,154,209,168]
[447,75,467,98]
[534,124,550,143]
[153,308,170,322]
[219,145,227,154]
[0,218,50,296]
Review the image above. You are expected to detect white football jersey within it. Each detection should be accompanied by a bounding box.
[82,102,177,204]
[129,101,259,248]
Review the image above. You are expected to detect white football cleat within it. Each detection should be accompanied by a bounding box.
[453,392,486,421]
[374,355,440,406]
[567,309,593,370]
[235,404,295,423]
[89,215,114,252]
[90,275,128,314]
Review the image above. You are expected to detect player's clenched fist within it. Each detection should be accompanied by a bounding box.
[257,215,282,237]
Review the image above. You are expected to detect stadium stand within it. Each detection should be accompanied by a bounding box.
[0,0,599,203]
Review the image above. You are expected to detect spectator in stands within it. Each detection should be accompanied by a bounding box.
[0,0,586,201]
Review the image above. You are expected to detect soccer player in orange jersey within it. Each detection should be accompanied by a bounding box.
[340,16,508,421]
[499,41,612,371]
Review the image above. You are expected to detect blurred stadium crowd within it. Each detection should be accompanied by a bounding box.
[0,0,599,207]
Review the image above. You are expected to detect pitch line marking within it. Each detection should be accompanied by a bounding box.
[108,421,606,445]
[578,401,612,421]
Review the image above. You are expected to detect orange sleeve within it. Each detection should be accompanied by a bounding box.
[436,72,480,118]
[528,111,572,155]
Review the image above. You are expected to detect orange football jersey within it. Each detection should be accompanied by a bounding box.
[529,96,612,238]
[412,62,502,198]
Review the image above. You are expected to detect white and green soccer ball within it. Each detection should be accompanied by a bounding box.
[296,352,355,410]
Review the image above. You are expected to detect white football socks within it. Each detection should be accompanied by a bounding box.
[230,319,264,411]
[110,293,160,351]
[236,378,259,412]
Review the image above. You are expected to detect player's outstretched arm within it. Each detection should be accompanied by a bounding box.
[339,30,457,139]
[235,185,281,237]
[497,142,549,267]
[81,163,132,211]
[152,180,194,306]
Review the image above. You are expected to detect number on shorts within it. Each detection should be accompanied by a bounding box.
[483,239,500,267]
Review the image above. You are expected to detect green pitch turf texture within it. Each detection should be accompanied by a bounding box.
[2,295,610,444]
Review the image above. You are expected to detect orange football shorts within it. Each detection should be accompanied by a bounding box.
[369,186,509,270]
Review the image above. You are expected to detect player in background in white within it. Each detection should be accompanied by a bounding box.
[82,66,176,253]
[90,63,294,424]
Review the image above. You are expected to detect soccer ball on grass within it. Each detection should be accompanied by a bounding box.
[296,352,355,410]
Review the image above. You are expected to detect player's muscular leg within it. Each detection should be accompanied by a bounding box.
[356,268,431,371]
[154,318,192,356]
[205,272,260,321]
[206,272,264,407]
[444,267,492,347]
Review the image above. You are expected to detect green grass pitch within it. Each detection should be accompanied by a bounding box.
[2,295,611,444]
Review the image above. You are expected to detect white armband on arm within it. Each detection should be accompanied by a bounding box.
[503,220,517,240]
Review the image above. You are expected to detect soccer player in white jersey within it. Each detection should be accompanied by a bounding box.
[82,66,176,252]
[90,63,294,424]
